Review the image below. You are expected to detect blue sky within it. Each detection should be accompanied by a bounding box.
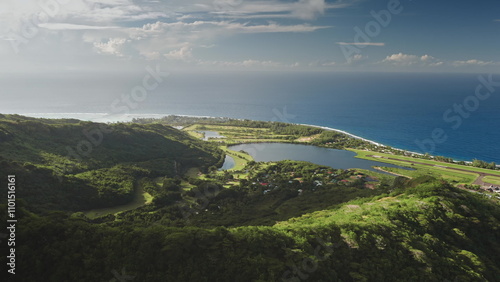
[0,0,499,73]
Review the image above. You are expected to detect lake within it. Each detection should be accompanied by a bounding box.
[225,143,412,174]
[219,155,235,171]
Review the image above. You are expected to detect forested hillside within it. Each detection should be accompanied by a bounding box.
[1,115,499,281]
[0,115,224,211]
[1,178,500,281]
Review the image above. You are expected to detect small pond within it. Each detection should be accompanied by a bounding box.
[198,131,225,141]
[219,155,235,171]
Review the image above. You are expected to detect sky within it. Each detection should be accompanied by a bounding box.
[0,0,499,73]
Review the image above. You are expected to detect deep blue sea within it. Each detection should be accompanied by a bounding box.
[2,71,499,162]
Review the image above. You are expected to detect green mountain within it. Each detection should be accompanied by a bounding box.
[0,114,224,211]
[1,115,499,281]
[2,177,500,281]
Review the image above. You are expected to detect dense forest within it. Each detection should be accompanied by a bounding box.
[2,177,500,281]
[0,114,224,211]
[1,115,500,281]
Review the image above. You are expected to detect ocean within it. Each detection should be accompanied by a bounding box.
[2,71,499,163]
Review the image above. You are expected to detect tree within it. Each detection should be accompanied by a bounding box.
[163,178,181,192]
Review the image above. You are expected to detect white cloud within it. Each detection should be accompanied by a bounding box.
[39,23,119,30]
[210,0,350,20]
[308,60,336,67]
[347,54,367,65]
[380,53,500,69]
[381,53,444,67]
[87,20,329,60]
[451,59,498,67]
[3,1,496,72]
[141,20,330,34]
[0,0,340,71]
[198,58,291,68]
[93,38,128,56]
[200,44,216,48]
[165,45,194,61]
[337,42,385,46]
[291,0,327,20]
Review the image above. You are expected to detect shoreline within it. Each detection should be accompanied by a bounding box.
[21,112,398,147]
[16,112,492,164]
[299,123,427,157]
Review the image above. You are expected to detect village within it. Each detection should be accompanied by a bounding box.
[205,160,383,196]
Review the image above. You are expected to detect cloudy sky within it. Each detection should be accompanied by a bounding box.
[1,0,499,73]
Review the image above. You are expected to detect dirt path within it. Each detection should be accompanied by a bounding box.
[472,174,494,187]
[373,166,412,178]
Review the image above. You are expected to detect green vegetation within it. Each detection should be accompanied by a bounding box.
[220,146,253,171]
[0,114,224,212]
[3,176,500,281]
[352,149,500,176]
[2,114,500,281]
[472,159,498,170]
[134,116,381,151]
[350,149,500,187]
[483,176,500,186]
[82,184,153,219]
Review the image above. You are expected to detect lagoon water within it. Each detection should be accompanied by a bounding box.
[198,130,225,141]
[227,143,412,174]
[6,71,500,162]
[219,155,236,171]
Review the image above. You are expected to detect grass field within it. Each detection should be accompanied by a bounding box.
[83,185,153,219]
[349,149,487,185]
[380,166,478,184]
[351,149,500,177]
[220,146,253,171]
[183,124,294,144]
[483,176,500,186]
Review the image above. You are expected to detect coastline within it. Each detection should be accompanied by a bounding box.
[21,112,395,146]
[299,123,426,157]
[17,112,483,164]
